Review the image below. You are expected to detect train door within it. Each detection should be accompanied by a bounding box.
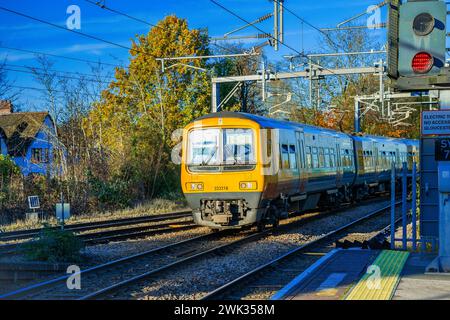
[296,131,307,193]
[288,133,300,194]
[336,141,343,187]
[395,147,400,169]
[374,143,379,178]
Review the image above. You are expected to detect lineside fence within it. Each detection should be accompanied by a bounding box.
[390,161,429,252]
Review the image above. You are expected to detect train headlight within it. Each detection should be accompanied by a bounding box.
[186,183,204,191]
[239,181,257,190]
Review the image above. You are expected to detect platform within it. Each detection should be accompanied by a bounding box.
[271,249,450,300]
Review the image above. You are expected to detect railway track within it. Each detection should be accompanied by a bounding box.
[0,219,197,255]
[0,197,395,300]
[201,202,406,300]
[0,210,192,242]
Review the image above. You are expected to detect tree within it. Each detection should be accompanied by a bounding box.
[0,59,18,102]
[85,15,211,201]
[211,43,263,113]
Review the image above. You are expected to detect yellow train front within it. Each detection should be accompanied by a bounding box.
[181,112,419,230]
[181,112,267,229]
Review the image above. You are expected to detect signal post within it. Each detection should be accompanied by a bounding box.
[388,0,450,271]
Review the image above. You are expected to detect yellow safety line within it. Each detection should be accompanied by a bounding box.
[344,250,409,300]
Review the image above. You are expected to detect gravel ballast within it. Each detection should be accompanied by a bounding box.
[111,200,393,300]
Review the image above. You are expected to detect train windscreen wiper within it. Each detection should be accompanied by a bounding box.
[201,146,218,166]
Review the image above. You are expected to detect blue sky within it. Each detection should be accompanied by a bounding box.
[0,0,387,110]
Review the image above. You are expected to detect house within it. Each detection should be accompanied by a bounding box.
[0,100,59,176]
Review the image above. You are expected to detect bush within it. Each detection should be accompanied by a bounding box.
[87,171,132,209]
[22,227,84,263]
[0,155,21,207]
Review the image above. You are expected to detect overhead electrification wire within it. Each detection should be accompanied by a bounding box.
[4,63,116,81]
[84,0,160,28]
[0,3,250,77]
[10,85,104,101]
[0,45,124,68]
[209,0,337,75]
[83,0,261,64]
[271,0,339,48]
[82,0,264,87]
[0,6,157,59]
[4,67,114,84]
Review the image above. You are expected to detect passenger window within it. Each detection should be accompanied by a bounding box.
[324,148,330,168]
[289,145,297,169]
[318,148,325,168]
[306,147,312,169]
[342,149,350,167]
[312,147,319,169]
[330,149,335,168]
[281,144,289,169]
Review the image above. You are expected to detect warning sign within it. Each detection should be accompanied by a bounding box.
[422,110,450,136]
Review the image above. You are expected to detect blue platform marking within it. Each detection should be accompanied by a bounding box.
[271,249,341,300]
[316,273,347,294]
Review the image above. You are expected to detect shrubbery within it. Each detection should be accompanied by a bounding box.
[0,155,20,205]
[86,171,132,209]
[21,226,84,263]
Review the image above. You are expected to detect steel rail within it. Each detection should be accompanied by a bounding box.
[0,221,197,255]
[201,201,402,300]
[0,197,393,300]
[79,199,394,300]
[0,200,364,299]
[0,230,226,300]
[0,210,192,241]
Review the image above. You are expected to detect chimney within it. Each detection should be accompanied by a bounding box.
[0,100,13,115]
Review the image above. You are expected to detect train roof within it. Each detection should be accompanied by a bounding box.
[196,112,349,137]
[195,112,419,144]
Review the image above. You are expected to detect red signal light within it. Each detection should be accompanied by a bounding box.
[411,52,434,74]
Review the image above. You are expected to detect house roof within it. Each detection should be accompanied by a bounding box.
[0,112,52,156]
[0,112,50,139]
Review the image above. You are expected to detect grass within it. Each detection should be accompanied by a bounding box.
[0,197,189,233]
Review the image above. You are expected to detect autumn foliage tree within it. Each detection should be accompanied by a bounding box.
[85,16,211,204]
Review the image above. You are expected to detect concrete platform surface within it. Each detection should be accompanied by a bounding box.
[394,253,450,300]
[272,249,380,300]
[272,249,450,300]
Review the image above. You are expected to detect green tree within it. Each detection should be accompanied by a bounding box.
[0,155,20,207]
[85,15,211,201]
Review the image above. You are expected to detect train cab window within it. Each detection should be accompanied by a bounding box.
[289,145,297,169]
[318,148,325,168]
[223,129,255,165]
[329,149,335,167]
[312,147,319,168]
[306,146,312,169]
[281,144,290,169]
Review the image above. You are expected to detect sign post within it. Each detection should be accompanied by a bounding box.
[422,94,450,272]
[56,192,70,231]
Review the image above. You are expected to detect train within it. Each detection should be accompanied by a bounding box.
[181,112,419,230]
